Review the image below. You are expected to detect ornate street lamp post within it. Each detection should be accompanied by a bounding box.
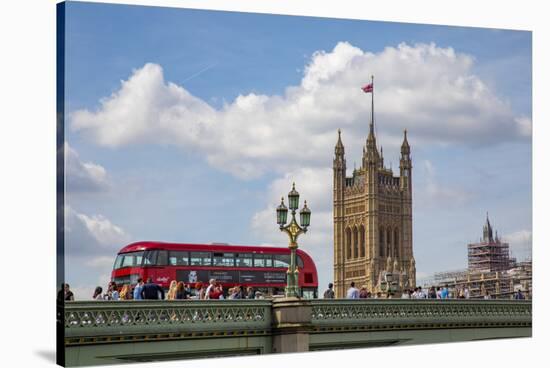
[386,272,394,297]
[276,183,311,298]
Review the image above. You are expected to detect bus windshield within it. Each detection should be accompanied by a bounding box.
[113,251,144,270]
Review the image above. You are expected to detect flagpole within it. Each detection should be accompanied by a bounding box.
[371,75,376,144]
[370,75,374,126]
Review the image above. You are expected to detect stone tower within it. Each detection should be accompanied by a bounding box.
[332,121,415,297]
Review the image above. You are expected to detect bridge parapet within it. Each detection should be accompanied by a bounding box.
[65,300,272,344]
[62,299,531,366]
[309,299,531,332]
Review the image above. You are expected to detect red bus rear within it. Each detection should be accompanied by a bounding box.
[110,241,318,298]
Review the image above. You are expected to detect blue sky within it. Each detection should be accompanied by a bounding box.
[63,1,532,298]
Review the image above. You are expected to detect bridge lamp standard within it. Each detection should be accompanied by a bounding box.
[276,183,311,298]
[381,272,396,297]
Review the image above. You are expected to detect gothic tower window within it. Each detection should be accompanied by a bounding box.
[360,225,365,258]
[346,227,352,259]
[353,226,359,258]
[394,228,399,258]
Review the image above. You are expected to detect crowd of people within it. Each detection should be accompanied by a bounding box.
[60,278,267,301]
[59,280,527,301]
[322,282,527,300]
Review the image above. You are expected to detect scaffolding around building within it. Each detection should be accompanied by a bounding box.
[422,214,531,299]
[468,240,516,272]
[468,213,516,272]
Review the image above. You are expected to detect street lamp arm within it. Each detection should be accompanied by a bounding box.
[280,210,306,247]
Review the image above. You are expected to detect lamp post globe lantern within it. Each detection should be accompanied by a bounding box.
[385,272,394,295]
[276,197,288,227]
[300,201,311,228]
[288,182,300,211]
[275,183,311,298]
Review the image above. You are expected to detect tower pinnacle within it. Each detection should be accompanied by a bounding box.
[335,129,345,157]
[483,212,494,243]
[401,129,410,156]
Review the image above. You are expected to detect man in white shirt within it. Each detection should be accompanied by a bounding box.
[417,286,427,299]
[346,282,359,299]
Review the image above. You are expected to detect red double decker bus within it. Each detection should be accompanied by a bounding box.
[111,241,318,298]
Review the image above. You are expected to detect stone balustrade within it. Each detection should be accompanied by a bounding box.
[61,299,532,366]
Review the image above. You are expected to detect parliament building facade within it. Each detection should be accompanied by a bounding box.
[332,120,415,297]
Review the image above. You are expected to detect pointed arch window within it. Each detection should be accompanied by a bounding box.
[353,227,359,258]
[346,227,352,260]
[359,225,365,258]
[394,228,399,258]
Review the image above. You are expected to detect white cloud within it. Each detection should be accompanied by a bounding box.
[502,229,532,261]
[416,159,473,208]
[71,42,530,180]
[515,116,532,136]
[65,142,109,192]
[64,206,131,256]
[64,207,132,300]
[85,256,116,269]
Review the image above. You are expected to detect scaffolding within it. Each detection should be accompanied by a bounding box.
[422,214,531,299]
[467,240,516,273]
[467,213,516,273]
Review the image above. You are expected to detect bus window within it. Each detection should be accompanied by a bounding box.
[213,253,235,267]
[253,254,272,267]
[121,255,135,268]
[190,252,212,266]
[114,255,124,269]
[273,254,304,268]
[169,251,189,266]
[115,251,144,269]
[157,250,168,266]
[273,254,290,268]
[143,250,158,265]
[236,253,253,267]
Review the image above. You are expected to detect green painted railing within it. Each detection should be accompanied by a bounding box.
[65,300,272,344]
[63,299,531,366]
[64,299,531,346]
[309,299,531,332]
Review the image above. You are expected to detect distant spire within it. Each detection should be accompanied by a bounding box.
[334,129,345,157]
[483,212,494,243]
[401,129,410,156]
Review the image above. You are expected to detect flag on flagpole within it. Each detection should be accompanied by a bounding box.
[361,83,373,93]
